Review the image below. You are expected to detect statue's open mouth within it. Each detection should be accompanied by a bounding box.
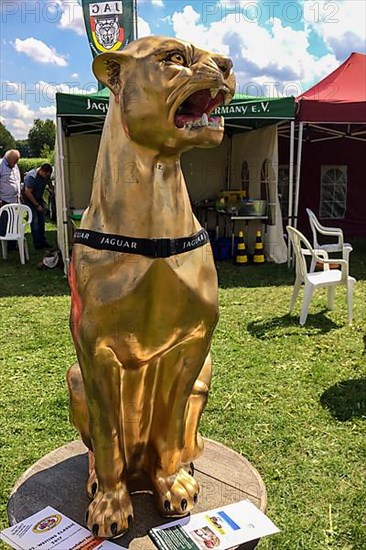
[174,88,226,130]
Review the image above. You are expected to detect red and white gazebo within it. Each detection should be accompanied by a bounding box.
[290,52,366,238]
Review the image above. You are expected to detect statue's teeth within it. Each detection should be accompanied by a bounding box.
[201,113,208,126]
[224,92,232,106]
[210,88,220,99]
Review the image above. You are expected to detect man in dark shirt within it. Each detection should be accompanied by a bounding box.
[24,163,53,249]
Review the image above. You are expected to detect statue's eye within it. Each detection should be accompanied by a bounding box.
[166,53,187,66]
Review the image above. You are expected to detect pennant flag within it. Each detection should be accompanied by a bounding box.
[81,1,135,57]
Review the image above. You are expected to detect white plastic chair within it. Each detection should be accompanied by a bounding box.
[0,204,32,264]
[306,208,352,272]
[286,225,356,326]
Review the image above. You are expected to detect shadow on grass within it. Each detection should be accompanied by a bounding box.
[217,261,294,288]
[247,312,340,339]
[347,238,366,281]
[0,229,69,297]
[320,379,366,421]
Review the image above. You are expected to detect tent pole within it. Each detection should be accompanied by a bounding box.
[226,135,232,190]
[287,120,295,266]
[133,0,138,39]
[57,118,70,274]
[294,122,304,232]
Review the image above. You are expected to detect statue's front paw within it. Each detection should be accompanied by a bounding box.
[86,469,98,498]
[85,484,134,539]
[182,461,195,477]
[154,468,199,517]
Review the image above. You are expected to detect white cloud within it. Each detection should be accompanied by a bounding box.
[47,0,85,35]
[138,17,151,38]
[71,73,79,79]
[4,118,34,140]
[1,79,97,138]
[302,0,366,59]
[38,106,57,117]
[0,100,35,139]
[152,0,164,7]
[170,5,340,95]
[0,100,34,121]
[59,0,85,35]
[13,37,67,66]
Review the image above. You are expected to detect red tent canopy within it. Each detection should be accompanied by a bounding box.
[296,52,366,123]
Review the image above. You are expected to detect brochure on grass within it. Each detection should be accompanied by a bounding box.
[0,506,127,550]
[149,499,279,550]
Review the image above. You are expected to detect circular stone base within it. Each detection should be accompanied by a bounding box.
[8,439,267,549]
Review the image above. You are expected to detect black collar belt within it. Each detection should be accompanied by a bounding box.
[73,228,210,258]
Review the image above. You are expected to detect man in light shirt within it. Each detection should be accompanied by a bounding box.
[0,149,21,206]
[0,150,21,246]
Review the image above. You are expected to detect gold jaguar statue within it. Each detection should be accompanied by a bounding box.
[67,35,235,539]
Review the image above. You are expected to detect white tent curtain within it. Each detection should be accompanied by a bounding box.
[230,125,287,263]
[181,137,229,202]
[55,124,102,271]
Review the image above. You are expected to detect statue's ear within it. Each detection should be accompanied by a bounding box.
[92,51,129,96]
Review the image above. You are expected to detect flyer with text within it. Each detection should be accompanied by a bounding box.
[149,499,279,550]
[0,507,127,550]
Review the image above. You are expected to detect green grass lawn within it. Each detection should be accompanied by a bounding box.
[0,225,365,549]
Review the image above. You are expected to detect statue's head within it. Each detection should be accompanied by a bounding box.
[93,36,236,155]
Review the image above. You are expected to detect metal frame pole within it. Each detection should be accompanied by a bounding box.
[56,118,70,274]
[294,122,304,231]
[287,120,295,266]
[133,0,138,39]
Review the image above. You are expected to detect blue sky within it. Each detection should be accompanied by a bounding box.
[1,0,365,139]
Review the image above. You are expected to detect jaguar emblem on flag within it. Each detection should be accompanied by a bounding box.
[89,1,124,52]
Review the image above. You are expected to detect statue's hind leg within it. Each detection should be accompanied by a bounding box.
[67,362,91,448]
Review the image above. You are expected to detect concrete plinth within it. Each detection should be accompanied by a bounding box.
[8,439,267,549]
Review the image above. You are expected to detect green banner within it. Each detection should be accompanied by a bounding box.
[81,0,135,58]
[214,96,295,120]
[56,88,110,116]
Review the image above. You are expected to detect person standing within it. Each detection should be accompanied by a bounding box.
[0,149,21,245]
[0,149,21,206]
[23,163,53,249]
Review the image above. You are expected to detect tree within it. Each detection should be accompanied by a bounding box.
[28,119,56,157]
[0,122,16,154]
[40,143,51,158]
[15,139,31,158]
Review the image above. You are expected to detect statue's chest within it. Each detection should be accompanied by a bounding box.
[79,251,219,336]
